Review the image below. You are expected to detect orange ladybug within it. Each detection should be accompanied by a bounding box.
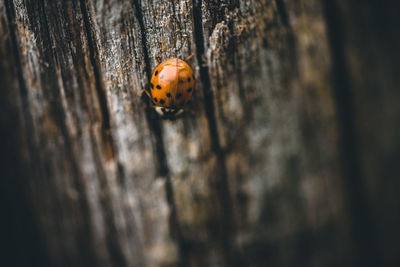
[142,58,195,119]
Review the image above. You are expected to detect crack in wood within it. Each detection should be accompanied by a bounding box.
[133,1,152,79]
[133,2,188,266]
[133,0,170,176]
[79,0,110,131]
[4,0,31,121]
[88,129,130,267]
[79,0,113,145]
[37,2,103,266]
[322,1,381,267]
[5,1,101,266]
[79,2,149,266]
[275,0,289,28]
[78,5,131,264]
[192,1,245,266]
[2,2,50,266]
[274,0,298,81]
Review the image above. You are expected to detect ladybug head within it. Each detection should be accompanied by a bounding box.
[154,106,184,120]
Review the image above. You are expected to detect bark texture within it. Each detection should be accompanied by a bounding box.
[1,1,399,267]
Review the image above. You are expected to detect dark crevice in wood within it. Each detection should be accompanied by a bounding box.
[13,2,70,266]
[42,4,99,266]
[275,0,289,28]
[133,0,152,79]
[192,1,242,266]
[323,1,381,267]
[170,2,183,56]
[228,0,240,11]
[133,2,188,266]
[2,1,50,267]
[5,1,94,265]
[88,131,130,267]
[133,0,168,176]
[79,0,117,167]
[36,0,55,66]
[79,2,138,265]
[3,0,30,109]
[60,1,90,131]
[26,1,101,265]
[192,1,220,155]
[79,0,111,133]
[164,175,189,267]
[206,0,226,29]
[274,0,298,81]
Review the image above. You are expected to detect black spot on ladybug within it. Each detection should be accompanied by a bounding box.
[150,83,154,89]
[187,77,191,82]
[156,85,162,90]
[153,97,158,102]
[176,93,182,99]
[178,79,184,84]
[166,92,171,98]
[187,87,192,93]
[160,99,165,104]
[155,70,159,76]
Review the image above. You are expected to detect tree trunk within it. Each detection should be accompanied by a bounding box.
[1,0,399,267]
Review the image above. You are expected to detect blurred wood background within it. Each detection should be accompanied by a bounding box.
[1,0,399,267]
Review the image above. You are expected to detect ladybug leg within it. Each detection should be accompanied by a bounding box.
[140,89,156,109]
[185,53,195,61]
[140,89,151,99]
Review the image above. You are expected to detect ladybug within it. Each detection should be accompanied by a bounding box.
[141,58,195,119]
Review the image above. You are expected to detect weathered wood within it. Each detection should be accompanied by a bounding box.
[1,0,400,267]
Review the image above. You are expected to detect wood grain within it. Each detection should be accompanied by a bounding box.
[1,1,399,267]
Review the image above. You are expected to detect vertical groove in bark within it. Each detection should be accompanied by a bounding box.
[5,1,100,266]
[133,0,168,176]
[133,2,188,266]
[274,0,298,79]
[79,0,111,132]
[88,130,128,267]
[4,0,27,98]
[275,0,289,27]
[37,1,101,266]
[192,1,242,266]
[323,1,380,266]
[2,1,399,267]
[2,1,49,266]
[133,0,152,79]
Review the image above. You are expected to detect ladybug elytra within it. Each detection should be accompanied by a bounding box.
[141,58,195,119]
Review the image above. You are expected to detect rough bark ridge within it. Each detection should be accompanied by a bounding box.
[1,1,399,267]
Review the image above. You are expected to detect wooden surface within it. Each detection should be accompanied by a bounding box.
[1,1,399,267]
